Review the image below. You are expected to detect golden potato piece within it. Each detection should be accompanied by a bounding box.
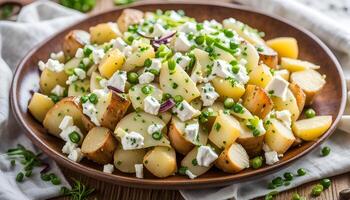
[89,23,121,44]
[237,123,265,157]
[290,69,326,105]
[63,30,90,57]
[212,77,246,101]
[117,9,144,33]
[265,119,295,154]
[266,37,298,59]
[81,127,117,164]
[215,143,249,173]
[68,79,90,97]
[242,84,273,119]
[113,146,146,173]
[98,48,126,78]
[248,64,273,88]
[43,97,93,137]
[181,147,212,178]
[168,117,194,155]
[280,57,320,72]
[143,147,177,178]
[289,83,306,112]
[271,89,300,121]
[39,68,68,95]
[28,93,55,122]
[257,45,278,69]
[292,116,332,141]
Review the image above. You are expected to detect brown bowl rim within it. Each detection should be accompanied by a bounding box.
[10,0,347,189]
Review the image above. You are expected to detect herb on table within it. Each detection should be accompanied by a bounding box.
[311,184,324,196]
[59,0,96,13]
[60,179,95,200]
[291,192,306,200]
[264,190,278,200]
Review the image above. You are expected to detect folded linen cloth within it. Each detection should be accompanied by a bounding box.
[0,1,84,200]
[181,0,350,199]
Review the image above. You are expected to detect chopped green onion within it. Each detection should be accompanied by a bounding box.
[152,132,162,140]
[88,93,98,104]
[69,131,81,144]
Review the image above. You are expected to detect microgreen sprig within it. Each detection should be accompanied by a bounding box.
[60,179,95,200]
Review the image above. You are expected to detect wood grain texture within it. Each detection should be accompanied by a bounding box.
[10,0,346,199]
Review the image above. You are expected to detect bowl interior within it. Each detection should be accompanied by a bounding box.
[11,1,346,189]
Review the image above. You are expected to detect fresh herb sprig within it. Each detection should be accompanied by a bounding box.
[60,179,95,200]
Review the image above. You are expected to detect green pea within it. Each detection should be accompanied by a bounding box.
[272,177,283,186]
[223,29,234,38]
[174,95,184,103]
[41,173,51,181]
[305,108,316,118]
[321,146,331,157]
[162,93,172,101]
[195,35,205,45]
[16,172,24,182]
[283,172,294,181]
[311,184,324,196]
[51,177,61,185]
[231,64,240,74]
[297,168,306,176]
[152,132,162,140]
[232,103,243,113]
[144,58,152,67]
[168,59,176,71]
[88,93,98,104]
[320,178,331,189]
[69,131,81,143]
[224,98,235,109]
[149,69,159,76]
[250,156,263,169]
[127,72,139,84]
[141,85,153,95]
[199,115,208,124]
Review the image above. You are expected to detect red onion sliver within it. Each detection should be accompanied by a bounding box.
[107,85,122,93]
[159,99,176,113]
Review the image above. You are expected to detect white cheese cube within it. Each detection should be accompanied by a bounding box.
[46,59,64,72]
[135,164,144,178]
[108,71,127,92]
[62,141,78,154]
[184,122,199,143]
[38,61,46,71]
[169,10,182,21]
[68,148,84,162]
[103,164,114,174]
[82,101,100,126]
[275,110,292,128]
[147,124,163,135]
[66,75,78,85]
[179,22,196,34]
[265,76,289,100]
[113,37,128,52]
[82,57,90,66]
[196,146,218,167]
[174,32,192,52]
[74,68,86,80]
[172,100,201,121]
[123,46,133,57]
[138,72,155,84]
[152,24,166,38]
[75,48,84,58]
[212,60,233,79]
[143,96,160,115]
[59,116,74,130]
[147,58,162,72]
[50,51,65,61]
[265,151,279,165]
[173,53,191,69]
[200,83,219,106]
[185,170,197,179]
[51,85,65,97]
[121,131,144,150]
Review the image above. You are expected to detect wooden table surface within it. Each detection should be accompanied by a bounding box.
[44,0,350,199]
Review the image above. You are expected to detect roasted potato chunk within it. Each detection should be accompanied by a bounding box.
[289,83,306,112]
[257,45,278,69]
[117,9,144,33]
[215,143,249,173]
[63,30,90,57]
[81,127,118,164]
[292,116,332,141]
[242,84,274,119]
[237,123,265,157]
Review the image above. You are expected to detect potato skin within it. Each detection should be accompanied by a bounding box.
[258,45,278,69]
[237,132,265,157]
[215,143,248,173]
[117,9,144,33]
[100,92,131,130]
[63,30,90,57]
[168,118,194,155]
[289,83,306,112]
[242,84,274,119]
[81,127,118,164]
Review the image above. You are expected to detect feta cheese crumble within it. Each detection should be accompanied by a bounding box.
[172,100,201,121]
[68,148,84,162]
[196,146,218,167]
[147,124,164,135]
[185,170,197,179]
[265,151,279,165]
[146,58,162,72]
[107,71,127,92]
[51,85,65,97]
[174,32,192,52]
[75,48,84,58]
[62,141,77,154]
[200,83,219,106]
[265,76,289,100]
[179,22,197,34]
[74,68,86,80]
[59,116,74,130]
[91,48,105,64]
[151,23,166,38]
[184,122,199,144]
[50,51,65,62]
[275,110,292,128]
[143,96,160,115]
[173,53,191,69]
[82,101,100,126]
[39,59,64,72]
[112,37,128,52]
[103,164,114,174]
[59,126,83,143]
[138,72,155,84]
[135,164,144,178]
[212,60,233,79]
[121,131,144,150]
[66,75,78,85]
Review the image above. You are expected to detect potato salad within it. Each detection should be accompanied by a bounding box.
[28,9,332,179]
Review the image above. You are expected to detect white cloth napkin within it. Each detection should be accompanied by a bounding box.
[0,1,84,200]
[181,0,350,199]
